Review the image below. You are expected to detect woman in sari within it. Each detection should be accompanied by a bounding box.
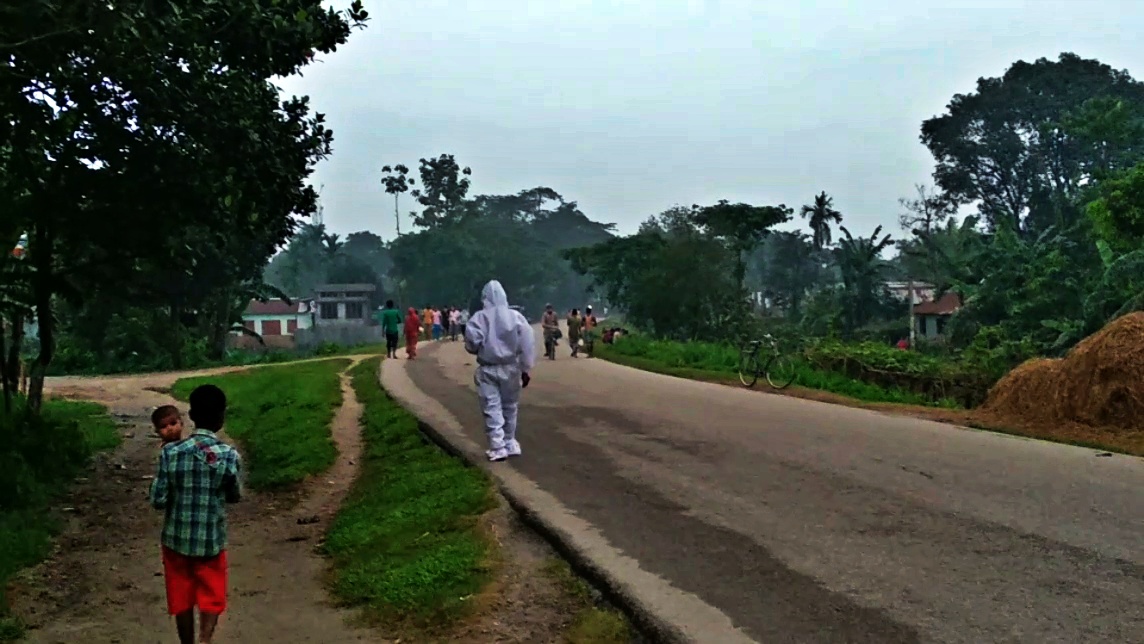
[404,307,421,359]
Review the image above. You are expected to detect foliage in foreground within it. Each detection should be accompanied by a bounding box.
[325,358,495,628]
[599,335,958,407]
[171,359,349,489]
[0,399,120,638]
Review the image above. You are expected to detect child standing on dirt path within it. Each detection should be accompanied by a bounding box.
[149,384,242,644]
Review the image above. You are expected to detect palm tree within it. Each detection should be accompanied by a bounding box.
[800,191,843,250]
[835,225,894,332]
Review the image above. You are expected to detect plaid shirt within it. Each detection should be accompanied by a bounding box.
[149,429,242,557]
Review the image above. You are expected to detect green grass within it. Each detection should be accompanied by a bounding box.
[171,358,350,489]
[540,558,634,644]
[597,335,959,407]
[46,339,385,377]
[0,398,121,641]
[324,357,496,631]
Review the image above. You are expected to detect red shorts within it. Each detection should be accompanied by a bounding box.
[161,546,228,615]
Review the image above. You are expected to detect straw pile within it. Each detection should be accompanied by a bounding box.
[981,312,1144,431]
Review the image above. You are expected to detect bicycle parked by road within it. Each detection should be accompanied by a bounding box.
[738,333,797,389]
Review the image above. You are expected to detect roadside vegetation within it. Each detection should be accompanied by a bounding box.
[0,399,120,640]
[324,357,495,633]
[171,359,350,489]
[597,335,960,408]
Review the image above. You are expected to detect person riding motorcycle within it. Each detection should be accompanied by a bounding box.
[541,304,561,360]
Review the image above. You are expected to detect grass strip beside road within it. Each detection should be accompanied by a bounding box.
[171,358,350,490]
[540,558,633,644]
[324,357,496,632]
[0,399,121,641]
[595,337,950,407]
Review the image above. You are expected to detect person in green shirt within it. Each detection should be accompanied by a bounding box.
[378,299,403,358]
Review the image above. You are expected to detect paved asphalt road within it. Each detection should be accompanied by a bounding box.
[406,331,1144,643]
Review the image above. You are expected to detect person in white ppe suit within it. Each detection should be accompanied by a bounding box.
[464,280,537,461]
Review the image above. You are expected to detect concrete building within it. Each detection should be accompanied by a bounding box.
[312,283,376,326]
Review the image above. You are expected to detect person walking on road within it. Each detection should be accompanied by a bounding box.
[458,307,470,338]
[541,304,560,360]
[421,306,433,341]
[378,299,402,359]
[404,307,421,359]
[432,306,444,340]
[448,306,461,341]
[464,280,536,462]
[582,305,599,357]
[566,308,582,357]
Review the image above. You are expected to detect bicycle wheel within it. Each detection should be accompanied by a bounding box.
[765,354,797,389]
[738,349,760,387]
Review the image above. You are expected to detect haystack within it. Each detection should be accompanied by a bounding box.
[982,312,1144,431]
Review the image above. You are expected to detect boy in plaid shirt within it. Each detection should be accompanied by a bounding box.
[149,384,241,644]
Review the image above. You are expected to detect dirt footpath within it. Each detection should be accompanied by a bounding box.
[9,358,619,643]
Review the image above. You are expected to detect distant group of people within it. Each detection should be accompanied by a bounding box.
[375,300,471,360]
[420,305,468,342]
[542,304,599,358]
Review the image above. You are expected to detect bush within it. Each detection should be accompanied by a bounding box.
[804,339,995,407]
[602,334,958,406]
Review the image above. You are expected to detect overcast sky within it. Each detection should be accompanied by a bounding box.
[276,0,1143,240]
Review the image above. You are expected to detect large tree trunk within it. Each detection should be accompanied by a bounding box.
[27,302,53,413]
[205,289,233,361]
[0,316,9,412]
[3,312,24,398]
[27,226,55,413]
[169,299,184,370]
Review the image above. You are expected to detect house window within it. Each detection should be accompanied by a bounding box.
[287,319,298,334]
[345,302,364,319]
[244,320,255,331]
[320,302,339,319]
[936,316,948,336]
[262,320,282,336]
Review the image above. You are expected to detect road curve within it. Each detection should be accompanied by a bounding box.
[398,331,1144,643]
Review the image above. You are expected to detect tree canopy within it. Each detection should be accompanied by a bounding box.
[1,0,368,409]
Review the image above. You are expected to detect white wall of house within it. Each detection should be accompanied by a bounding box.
[236,313,312,336]
[917,315,945,340]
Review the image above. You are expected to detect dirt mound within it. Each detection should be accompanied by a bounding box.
[982,312,1144,431]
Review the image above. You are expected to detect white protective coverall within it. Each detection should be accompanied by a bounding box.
[464,280,537,460]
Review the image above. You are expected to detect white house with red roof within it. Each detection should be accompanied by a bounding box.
[912,291,962,339]
[238,299,314,338]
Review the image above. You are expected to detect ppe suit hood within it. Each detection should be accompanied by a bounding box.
[466,280,536,372]
[481,280,509,309]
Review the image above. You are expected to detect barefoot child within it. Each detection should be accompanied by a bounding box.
[151,405,184,444]
[149,385,242,644]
